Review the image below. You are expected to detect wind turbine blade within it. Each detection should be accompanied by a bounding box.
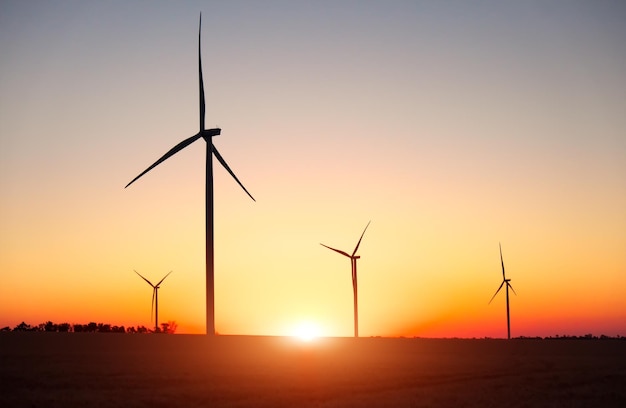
[320,243,352,258]
[212,145,256,201]
[508,282,517,296]
[125,134,203,188]
[488,281,505,304]
[352,220,371,257]
[156,270,173,287]
[499,242,506,280]
[198,13,205,132]
[134,270,155,288]
[151,288,156,323]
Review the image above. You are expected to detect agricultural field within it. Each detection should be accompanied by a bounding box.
[1,333,624,407]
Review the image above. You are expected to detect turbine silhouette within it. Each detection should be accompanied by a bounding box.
[134,270,172,332]
[321,221,371,337]
[488,243,517,339]
[125,14,255,336]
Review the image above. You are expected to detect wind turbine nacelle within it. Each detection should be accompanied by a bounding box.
[354,256,361,259]
[202,128,221,138]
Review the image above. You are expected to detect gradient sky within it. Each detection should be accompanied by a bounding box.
[1,1,625,337]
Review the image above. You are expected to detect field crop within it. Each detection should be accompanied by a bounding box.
[1,333,624,407]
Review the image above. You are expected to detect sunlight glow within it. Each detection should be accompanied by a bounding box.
[292,321,321,342]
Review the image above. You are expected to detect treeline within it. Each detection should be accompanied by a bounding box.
[486,334,623,340]
[1,321,177,334]
[534,334,623,340]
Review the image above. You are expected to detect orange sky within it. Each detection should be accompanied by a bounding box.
[1,1,625,337]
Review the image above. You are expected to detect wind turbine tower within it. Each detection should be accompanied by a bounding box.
[125,14,255,336]
[134,270,172,332]
[488,243,517,339]
[321,221,371,337]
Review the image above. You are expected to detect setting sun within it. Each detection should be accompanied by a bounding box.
[292,321,322,342]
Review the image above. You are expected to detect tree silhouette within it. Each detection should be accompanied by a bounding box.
[161,321,177,334]
[43,321,58,332]
[3,321,178,334]
[58,323,71,332]
[97,323,111,333]
[13,322,34,331]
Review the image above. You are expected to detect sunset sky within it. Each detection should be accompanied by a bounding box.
[1,1,625,338]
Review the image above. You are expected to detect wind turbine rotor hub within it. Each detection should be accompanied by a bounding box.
[201,128,221,140]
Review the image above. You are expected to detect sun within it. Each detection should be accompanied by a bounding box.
[292,321,321,342]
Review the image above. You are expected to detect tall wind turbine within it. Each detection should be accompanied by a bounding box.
[488,243,517,339]
[125,14,255,336]
[134,270,172,332]
[321,221,371,337]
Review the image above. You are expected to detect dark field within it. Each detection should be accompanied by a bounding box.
[1,333,624,407]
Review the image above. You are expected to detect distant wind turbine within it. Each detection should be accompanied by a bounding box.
[134,270,172,332]
[488,243,517,339]
[321,221,371,337]
[125,14,255,336]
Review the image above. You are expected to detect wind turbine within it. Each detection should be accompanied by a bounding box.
[125,14,255,336]
[134,270,172,332]
[321,221,371,337]
[488,243,517,339]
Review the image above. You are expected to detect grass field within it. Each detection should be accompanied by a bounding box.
[1,333,624,407]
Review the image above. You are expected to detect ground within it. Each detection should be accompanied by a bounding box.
[1,333,624,407]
